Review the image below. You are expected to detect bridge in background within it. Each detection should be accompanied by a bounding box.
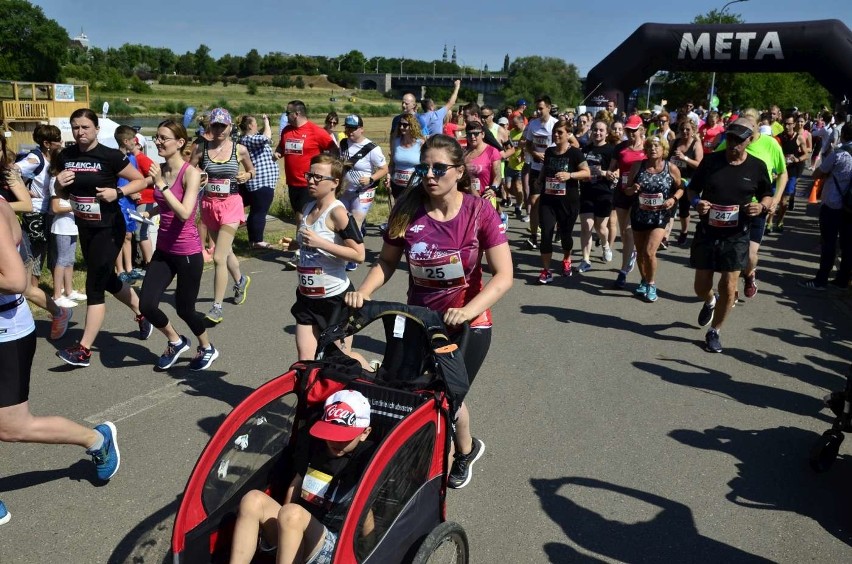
[355,73,507,99]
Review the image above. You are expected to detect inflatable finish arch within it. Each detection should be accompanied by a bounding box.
[585,19,852,108]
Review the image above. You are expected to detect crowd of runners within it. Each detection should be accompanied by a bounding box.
[1,88,850,562]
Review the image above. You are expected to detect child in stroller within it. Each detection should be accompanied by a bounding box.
[229,390,376,563]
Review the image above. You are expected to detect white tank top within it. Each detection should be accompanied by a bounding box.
[296,200,349,298]
[0,245,36,343]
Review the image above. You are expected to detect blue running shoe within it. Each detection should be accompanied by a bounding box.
[88,422,120,481]
[578,260,592,273]
[189,345,220,371]
[345,262,358,272]
[645,284,658,302]
[0,500,10,525]
[157,335,191,370]
[634,280,649,296]
[615,270,627,289]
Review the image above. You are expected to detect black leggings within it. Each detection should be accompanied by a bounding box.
[0,331,36,408]
[138,250,206,337]
[539,198,579,254]
[78,221,126,305]
[240,185,275,243]
[454,327,491,386]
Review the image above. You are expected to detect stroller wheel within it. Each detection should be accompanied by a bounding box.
[809,429,844,472]
[411,521,469,564]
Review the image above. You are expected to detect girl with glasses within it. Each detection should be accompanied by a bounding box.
[280,155,366,362]
[346,134,513,489]
[139,120,219,371]
[388,113,425,206]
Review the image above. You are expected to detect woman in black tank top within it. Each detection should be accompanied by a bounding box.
[669,120,703,246]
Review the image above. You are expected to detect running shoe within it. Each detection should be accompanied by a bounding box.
[118,272,132,284]
[50,307,72,340]
[659,238,669,250]
[500,212,509,232]
[345,262,358,272]
[645,284,658,302]
[578,260,592,273]
[87,422,120,481]
[602,246,613,263]
[538,269,553,285]
[447,438,485,489]
[233,275,251,305]
[676,232,688,246]
[698,299,716,327]
[634,280,649,296]
[704,328,723,353]
[523,237,538,250]
[615,270,627,289]
[130,268,146,280]
[54,296,77,308]
[189,345,220,371]
[57,343,91,367]
[744,272,758,298]
[764,223,774,236]
[135,314,153,340]
[798,279,827,291]
[157,335,191,370]
[67,290,87,301]
[775,223,784,233]
[522,215,530,223]
[514,207,524,220]
[206,304,224,324]
[626,250,637,273]
[0,500,9,525]
[561,259,572,277]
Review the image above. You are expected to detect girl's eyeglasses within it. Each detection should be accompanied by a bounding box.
[304,172,335,183]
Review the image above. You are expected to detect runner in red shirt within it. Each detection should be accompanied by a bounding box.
[274,100,339,225]
[131,133,156,267]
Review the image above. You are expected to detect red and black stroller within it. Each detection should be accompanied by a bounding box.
[171,301,471,563]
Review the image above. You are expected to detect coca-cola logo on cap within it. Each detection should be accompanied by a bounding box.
[323,401,358,427]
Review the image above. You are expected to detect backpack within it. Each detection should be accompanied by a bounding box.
[832,145,852,214]
[14,148,45,188]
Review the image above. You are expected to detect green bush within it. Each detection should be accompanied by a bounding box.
[246,81,258,95]
[272,75,291,88]
[129,75,152,94]
[294,76,305,89]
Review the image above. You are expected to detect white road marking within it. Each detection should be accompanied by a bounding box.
[85,381,184,424]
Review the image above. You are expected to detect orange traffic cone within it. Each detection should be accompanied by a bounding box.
[808,178,822,204]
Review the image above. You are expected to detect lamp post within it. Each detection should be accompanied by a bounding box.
[336,55,349,72]
[709,0,749,110]
[646,74,656,110]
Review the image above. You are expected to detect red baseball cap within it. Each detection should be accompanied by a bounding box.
[310,390,371,442]
[624,115,644,130]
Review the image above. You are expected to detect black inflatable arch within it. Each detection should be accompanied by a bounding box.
[586,19,852,108]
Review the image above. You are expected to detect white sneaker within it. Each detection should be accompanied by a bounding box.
[67,290,87,301]
[603,246,613,263]
[54,296,78,308]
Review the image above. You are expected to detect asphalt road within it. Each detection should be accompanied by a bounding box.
[1,201,851,563]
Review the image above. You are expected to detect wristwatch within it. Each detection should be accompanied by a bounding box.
[115,187,124,199]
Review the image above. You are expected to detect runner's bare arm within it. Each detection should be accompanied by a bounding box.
[345,243,404,308]
[444,241,512,327]
[0,200,26,294]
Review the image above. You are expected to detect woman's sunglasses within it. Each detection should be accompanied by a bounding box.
[414,163,459,178]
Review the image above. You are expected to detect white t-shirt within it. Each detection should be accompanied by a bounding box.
[342,138,386,192]
[524,116,558,171]
[49,180,78,235]
[16,150,51,213]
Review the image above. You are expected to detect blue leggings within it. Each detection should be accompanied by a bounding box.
[240,185,275,243]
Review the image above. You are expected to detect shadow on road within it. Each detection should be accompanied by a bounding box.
[635,358,832,421]
[108,495,180,564]
[0,460,100,490]
[669,425,852,547]
[531,476,771,563]
[521,304,694,344]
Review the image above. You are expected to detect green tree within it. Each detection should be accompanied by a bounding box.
[194,44,218,78]
[0,0,69,81]
[240,49,261,77]
[501,56,581,108]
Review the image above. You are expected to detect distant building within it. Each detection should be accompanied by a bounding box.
[70,29,90,51]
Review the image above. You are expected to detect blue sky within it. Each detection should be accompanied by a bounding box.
[32,1,852,75]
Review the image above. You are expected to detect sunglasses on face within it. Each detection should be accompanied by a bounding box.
[481,114,493,119]
[398,123,411,128]
[304,172,335,183]
[466,131,483,138]
[414,163,459,178]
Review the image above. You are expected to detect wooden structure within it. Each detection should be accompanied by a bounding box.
[0,81,90,152]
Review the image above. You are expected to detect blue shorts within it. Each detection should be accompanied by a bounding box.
[783,176,799,196]
[118,197,137,233]
[505,168,521,180]
[749,215,767,244]
[306,527,337,564]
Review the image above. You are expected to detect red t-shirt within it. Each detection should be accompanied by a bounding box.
[278,121,336,188]
[699,124,725,151]
[133,151,155,204]
[444,122,459,138]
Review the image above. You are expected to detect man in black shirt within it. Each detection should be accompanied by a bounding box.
[687,119,773,353]
[230,390,375,564]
